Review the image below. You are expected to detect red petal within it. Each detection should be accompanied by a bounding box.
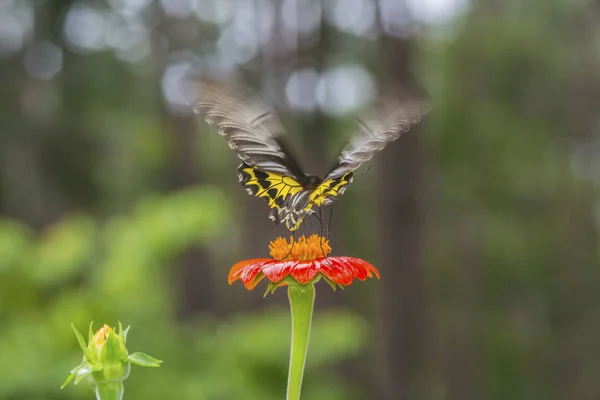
[243,273,267,290]
[261,260,298,283]
[319,257,380,286]
[228,258,271,285]
[289,260,320,284]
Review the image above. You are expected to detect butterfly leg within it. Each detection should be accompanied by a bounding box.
[326,206,333,242]
[318,208,324,239]
[312,209,324,237]
[317,208,333,262]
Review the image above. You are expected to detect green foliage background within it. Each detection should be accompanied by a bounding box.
[0,188,368,399]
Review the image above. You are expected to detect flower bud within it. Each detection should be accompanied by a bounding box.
[62,322,162,400]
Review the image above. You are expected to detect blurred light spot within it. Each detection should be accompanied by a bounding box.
[23,41,63,80]
[203,54,237,75]
[104,15,136,50]
[0,15,26,54]
[192,0,233,24]
[217,25,257,65]
[160,0,194,19]
[210,0,260,64]
[104,15,150,63]
[316,65,373,116]
[325,0,375,37]
[0,1,34,55]
[108,0,153,17]
[162,58,196,113]
[231,0,266,46]
[282,0,322,47]
[281,0,298,47]
[571,137,600,184]
[285,68,319,113]
[63,5,107,51]
[378,0,414,37]
[406,0,469,25]
[233,0,255,31]
[116,39,151,63]
[298,0,322,37]
[255,0,275,46]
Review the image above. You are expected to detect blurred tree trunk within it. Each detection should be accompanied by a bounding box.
[553,5,600,396]
[376,36,429,400]
[162,111,217,318]
[156,16,216,317]
[442,218,483,400]
[2,0,94,229]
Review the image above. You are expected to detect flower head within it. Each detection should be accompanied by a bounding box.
[228,234,379,292]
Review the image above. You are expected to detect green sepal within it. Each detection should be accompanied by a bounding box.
[127,352,163,367]
[61,360,99,388]
[118,322,130,343]
[321,276,338,291]
[71,323,88,354]
[74,363,98,385]
[88,321,94,346]
[251,272,266,293]
[263,280,285,296]
[101,328,127,364]
[61,366,79,389]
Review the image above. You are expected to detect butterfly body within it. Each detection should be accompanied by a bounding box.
[192,79,430,231]
[237,162,353,230]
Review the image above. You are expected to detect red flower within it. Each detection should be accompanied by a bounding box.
[228,235,380,291]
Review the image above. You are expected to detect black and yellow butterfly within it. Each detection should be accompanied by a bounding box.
[192,79,431,231]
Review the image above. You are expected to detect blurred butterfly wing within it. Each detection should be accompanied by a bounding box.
[310,94,432,207]
[192,79,306,179]
[192,79,313,230]
[327,95,432,179]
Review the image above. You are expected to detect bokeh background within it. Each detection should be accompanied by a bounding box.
[2,0,600,399]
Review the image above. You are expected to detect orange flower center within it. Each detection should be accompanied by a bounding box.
[269,234,332,261]
[92,324,112,348]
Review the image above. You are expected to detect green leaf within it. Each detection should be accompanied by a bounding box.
[127,352,162,367]
[71,323,88,353]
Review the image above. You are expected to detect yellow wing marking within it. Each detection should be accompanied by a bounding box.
[241,167,304,209]
[309,173,353,207]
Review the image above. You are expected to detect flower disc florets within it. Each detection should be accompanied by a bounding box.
[269,235,331,261]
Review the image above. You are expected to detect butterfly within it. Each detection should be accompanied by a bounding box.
[191,79,431,231]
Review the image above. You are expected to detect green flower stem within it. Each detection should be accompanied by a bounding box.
[286,283,316,400]
[94,382,124,400]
